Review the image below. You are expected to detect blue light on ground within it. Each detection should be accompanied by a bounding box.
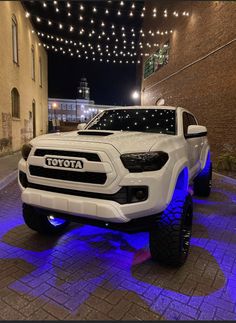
[0,175,236,320]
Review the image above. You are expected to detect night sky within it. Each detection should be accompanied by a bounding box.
[48,51,140,105]
[23,0,144,106]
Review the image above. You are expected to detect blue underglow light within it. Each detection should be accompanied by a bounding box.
[0,176,236,319]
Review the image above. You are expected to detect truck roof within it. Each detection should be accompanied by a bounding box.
[107,105,179,110]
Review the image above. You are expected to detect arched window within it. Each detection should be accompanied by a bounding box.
[11,88,20,118]
[31,45,35,80]
[39,56,42,86]
[12,15,18,64]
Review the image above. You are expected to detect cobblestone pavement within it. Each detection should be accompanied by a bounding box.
[0,174,236,320]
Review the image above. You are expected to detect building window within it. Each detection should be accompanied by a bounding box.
[11,88,20,119]
[144,41,170,79]
[31,45,35,80]
[39,57,42,86]
[12,15,18,64]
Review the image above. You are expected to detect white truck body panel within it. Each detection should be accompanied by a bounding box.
[18,106,210,223]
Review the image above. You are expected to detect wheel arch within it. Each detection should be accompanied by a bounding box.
[166,158,189,206]
[200,145,211,170]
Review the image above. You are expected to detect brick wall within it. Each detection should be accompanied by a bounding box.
[141,1,236,165]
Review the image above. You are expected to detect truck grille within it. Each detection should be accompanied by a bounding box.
[29,166,107,184]
[34,149,100,161]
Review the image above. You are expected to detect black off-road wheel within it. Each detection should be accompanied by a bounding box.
[149,192,193,267]
[194,154,212,197]
[23,204,70,234]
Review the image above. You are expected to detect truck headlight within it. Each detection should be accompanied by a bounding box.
[121,151,169,172]
[21,143,32,161]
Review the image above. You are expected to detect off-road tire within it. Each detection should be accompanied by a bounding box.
[194,154,212,197]
[23,204,70,234]
[149,192,193,266]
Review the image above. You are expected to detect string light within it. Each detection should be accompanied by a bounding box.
[25,12,30,18]
[25,3,190,64]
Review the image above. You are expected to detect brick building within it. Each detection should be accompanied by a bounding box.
[141,1,236,165]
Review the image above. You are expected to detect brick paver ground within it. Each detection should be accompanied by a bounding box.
[0,174,236,320]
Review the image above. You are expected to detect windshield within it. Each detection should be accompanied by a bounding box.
[87,109,176,135]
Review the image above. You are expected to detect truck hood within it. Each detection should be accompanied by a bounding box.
[31,130,171,154]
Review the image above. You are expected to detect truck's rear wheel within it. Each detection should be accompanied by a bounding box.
[23,204,70,234]
[194,153,212,197]
[149,192,193,266]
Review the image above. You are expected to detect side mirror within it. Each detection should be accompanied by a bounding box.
[77,123,87,130]
[185,125,207,139]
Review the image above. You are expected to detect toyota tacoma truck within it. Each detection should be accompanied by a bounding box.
[18,106,212,266]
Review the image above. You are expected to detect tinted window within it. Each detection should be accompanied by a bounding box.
[183,112,189,136]
[188,113,197,126]
[183,112,198,136]
[87,109,176,135]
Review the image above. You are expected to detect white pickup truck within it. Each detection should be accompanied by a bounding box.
[18,106,212,266]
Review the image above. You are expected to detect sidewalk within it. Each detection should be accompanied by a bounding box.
[0,151,21,190]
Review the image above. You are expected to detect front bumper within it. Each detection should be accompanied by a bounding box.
[19,154,172,223]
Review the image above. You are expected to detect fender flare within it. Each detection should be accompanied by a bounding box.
[200,147,211,170]
[166,158,189,206]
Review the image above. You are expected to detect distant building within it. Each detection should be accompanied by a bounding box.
[48,78,115,125]
[77,77,90,100]
[0,1,48,156]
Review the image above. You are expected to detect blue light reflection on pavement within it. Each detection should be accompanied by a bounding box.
[0,174,236,320]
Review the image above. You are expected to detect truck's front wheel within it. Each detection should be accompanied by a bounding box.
[23,204,70,234]
[149,192,193,266]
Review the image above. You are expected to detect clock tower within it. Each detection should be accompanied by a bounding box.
[77,77,90,100]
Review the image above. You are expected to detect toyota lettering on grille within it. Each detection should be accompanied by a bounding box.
[45,157,83,169]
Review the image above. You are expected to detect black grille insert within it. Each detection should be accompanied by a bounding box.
[34,149,100,161]
[29,166,106,184]
[26,182,148,205]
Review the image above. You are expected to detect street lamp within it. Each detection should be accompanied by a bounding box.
[132,90,140,100]
[52,102,59,131]
[132,90,141,105]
